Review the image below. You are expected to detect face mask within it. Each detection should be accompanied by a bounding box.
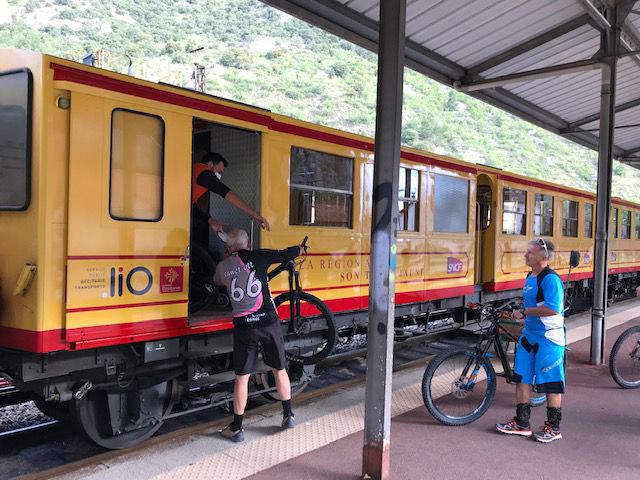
[215,172,222,180]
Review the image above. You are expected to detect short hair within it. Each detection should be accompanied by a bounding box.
[227,229,249,251]
[530,238,555,260]
[200,152,228,167]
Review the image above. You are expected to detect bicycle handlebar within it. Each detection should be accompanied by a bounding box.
[267,237,309,281]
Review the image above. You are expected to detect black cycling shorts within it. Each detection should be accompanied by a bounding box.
[233,321,286,375]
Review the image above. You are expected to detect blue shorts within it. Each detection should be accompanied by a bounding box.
[513,332,565,394]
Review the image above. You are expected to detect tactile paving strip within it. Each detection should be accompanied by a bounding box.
[151,383,425,480]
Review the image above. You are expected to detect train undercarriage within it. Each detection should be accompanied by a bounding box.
[0,271,638,448]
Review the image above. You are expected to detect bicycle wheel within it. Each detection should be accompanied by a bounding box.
[274,291,337,365]
[609,325,640,389]
[422,348,496,426]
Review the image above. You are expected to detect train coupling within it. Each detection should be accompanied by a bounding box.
[74,380,93,400]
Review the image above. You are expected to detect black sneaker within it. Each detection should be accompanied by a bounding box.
[496,418,532,437]
[281,415,295,429]
[220,424,244,443]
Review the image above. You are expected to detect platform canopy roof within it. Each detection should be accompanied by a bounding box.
[263,0,640,166]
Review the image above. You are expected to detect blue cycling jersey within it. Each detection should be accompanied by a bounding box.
[522,271,564,346]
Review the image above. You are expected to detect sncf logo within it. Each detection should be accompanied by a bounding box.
[110,266,153,297]
[447,257,463,274]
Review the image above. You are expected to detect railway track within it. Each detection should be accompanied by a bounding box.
[5,330,467,480]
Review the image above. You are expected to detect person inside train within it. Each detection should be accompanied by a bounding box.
[191,150,270,261]
[496,238,565,443]
[213,229,303,442]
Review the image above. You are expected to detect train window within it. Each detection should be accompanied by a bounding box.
[433,174,468,233]
[562,200,578,237]
[476,185,492,230]
[611,208,618,239]
[398,167,419,231]
[502,188,526,235]
[109,109,164,221]
[289,147,353,228]
[0,69,32,211]
[621,210,631,239]
[584,203,593,238]
[534,193,553,236]
[636,212,640,239]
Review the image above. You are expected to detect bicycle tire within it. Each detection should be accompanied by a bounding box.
[274,291,337,365]
[609,325,640,389]
[422,348,496,426]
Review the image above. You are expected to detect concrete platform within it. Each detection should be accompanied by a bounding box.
[53,299,640,480]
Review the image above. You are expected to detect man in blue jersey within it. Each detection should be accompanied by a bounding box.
[496,238,565,443]
[213,229,304,442]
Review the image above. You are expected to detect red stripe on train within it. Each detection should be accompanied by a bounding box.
[0,285,473,353]
[50,62,478,176]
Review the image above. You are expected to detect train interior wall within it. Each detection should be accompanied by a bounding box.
[193,120,261,259]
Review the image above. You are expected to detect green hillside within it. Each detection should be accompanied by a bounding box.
[3,0,639,201]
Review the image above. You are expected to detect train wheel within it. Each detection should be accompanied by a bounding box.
[274,291,337,365]
[71,380,176,449]
[254,361,309,401]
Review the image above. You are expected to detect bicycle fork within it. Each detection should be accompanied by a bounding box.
[287,265,303,334]
[459,341,495,390]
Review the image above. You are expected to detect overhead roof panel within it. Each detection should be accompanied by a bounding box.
[264,0,640,163]
[482,25,600,78]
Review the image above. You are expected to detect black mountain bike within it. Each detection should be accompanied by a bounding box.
[267,237,337,365]
[421,303,519,425]
[609,324,640,388]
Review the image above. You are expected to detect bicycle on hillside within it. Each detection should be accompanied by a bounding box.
[609,324,640,388]
[421,303,521,425]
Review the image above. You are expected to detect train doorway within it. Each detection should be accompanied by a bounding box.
[475,174,495,286]
[189,119,262,321]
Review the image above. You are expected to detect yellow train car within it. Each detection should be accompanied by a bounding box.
[1,49,639,448]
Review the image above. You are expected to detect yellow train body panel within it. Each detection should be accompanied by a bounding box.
[2,49,640,354]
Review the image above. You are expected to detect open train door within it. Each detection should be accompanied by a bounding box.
[188,119,262,322]
[475,174,496,286]
[65,91,191,347]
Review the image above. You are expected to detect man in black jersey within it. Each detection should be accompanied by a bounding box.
[192,151,270,255]
[214,229,303,442]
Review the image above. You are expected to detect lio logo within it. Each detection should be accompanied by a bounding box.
[110,266,153,297]
[447,257,463,274]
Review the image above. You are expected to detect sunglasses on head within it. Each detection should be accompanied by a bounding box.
[536,238,549,257]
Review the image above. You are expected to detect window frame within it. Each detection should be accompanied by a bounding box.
[635,212,640,240]
[432,173,470,234]
[621,209,631,239]
[611,207,618,239]
[108,108,165,222]
[534,193,554,236]
[502,187,527,236]
[398,166,420,232]
[0,68,33,211]
[584,203,593,238]
[562,199,578,238]
[288,146,354,229]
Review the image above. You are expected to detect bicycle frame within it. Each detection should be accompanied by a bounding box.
[268,260,303,334]
[462,314,520,388]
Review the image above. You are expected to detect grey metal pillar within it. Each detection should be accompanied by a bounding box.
[590,6,620,365]
[362,1,405,479]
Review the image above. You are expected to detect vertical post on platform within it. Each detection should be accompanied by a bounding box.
[591,5,619,365]
[362,1,405,479]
